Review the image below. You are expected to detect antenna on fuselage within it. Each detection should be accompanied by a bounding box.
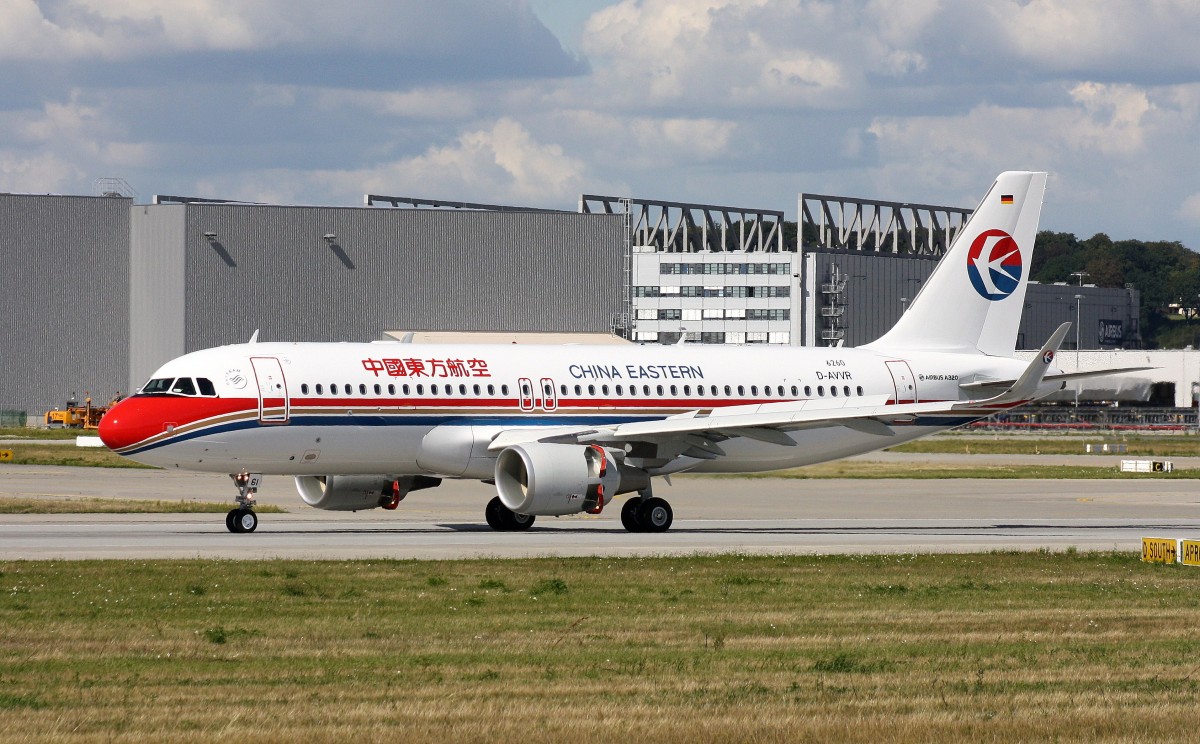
[248,329,259,344]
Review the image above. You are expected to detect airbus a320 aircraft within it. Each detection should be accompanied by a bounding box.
[98,171,1134,534]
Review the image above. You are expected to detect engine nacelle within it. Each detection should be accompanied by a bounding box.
[295,475,441,511]
[495,443,648,516]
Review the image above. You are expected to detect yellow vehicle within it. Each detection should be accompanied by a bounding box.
[44,394,116,430]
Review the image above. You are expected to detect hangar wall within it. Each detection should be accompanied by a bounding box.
[127,205,623,388]
[0,194,130,416]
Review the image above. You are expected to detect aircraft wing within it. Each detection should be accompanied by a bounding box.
[488,325,1080,464]
[959,367,1157,393]
[488,395,978,459]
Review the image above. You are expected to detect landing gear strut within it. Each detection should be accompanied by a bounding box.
[485,496,535,531]
[226,472,262,533]
[621,488,673,533]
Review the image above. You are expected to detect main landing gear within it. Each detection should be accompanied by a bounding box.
[620,489,673,533]
[485,496,535,531]
[226,472,262,533]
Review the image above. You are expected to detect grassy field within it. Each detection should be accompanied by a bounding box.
[0,426,89,440]
[0,497,286,514]
[891,434,1200,457]
[718,462,1200,479]
[0,443,153,469]
[1,553,1198,742]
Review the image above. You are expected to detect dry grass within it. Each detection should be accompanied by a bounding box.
[0,444,152,469]
[1,553,1199,742]
[892,433,1200,457]
[703,462,1200,479]
[0,497,286,514]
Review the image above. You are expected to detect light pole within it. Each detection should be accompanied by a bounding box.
[1074,293,1084,409]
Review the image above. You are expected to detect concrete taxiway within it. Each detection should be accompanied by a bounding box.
[2,462,1198,559]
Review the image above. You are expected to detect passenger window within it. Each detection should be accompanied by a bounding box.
[574,385,582,395]
[473,384,481,395]
[588,384,596,395]
[750,385,758,396]
[724,385,732,396]
[198,378,217,396]
[737,385,745,396]
[857,386,863,396]
[778,386,785,397]
[329,384,337,395]
[670,385,677,395]
[560,384,568,395]
[171,378,197,395]
[629,386,637,397]
[301,384,309,395]
[487,384,495,395]
[315,384,324,395]
[791,385,798,396]
[805,386,812,397]
[359,384,367,395]
[442,385,450,396]
[831,386,838,397]
[656,385,664,396]
[683,385,691,395]
[616,385,623,395]
[643,385,651,395]
[601,384,609,395]
[844,386,851,397]
[388,384,395,395]
[818,386,825,396]
[373,384,381,395]
[501,384,509,396]
[417,384,425,395]
[402,384,410,395]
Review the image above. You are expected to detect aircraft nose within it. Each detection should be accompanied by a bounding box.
[97,398,157,451]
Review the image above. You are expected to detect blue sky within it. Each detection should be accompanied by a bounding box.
[3,0,1200,248]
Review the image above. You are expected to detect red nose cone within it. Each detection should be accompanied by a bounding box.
[98,398,163,451]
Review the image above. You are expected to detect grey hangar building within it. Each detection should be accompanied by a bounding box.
[0,185,1145,419]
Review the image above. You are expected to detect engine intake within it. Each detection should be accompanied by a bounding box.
[295,475,441,511]
[495,443,647,516]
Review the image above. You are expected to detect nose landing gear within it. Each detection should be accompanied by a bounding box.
[226,472,262,533]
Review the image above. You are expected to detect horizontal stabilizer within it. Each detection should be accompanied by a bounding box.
[953,323,1068,408]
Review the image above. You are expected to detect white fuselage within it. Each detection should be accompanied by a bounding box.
[100,341,1045,478]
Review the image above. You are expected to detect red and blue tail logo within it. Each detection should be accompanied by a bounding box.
[966,229,1023,301]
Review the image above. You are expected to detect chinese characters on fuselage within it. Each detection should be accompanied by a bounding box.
[361,358,491,378]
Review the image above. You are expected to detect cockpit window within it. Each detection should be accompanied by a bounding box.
[140,376,217,397]
[171,378,197,395]
[142,378,174,394]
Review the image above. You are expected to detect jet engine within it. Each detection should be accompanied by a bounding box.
[295,475,441,511]
[495,443,649,516]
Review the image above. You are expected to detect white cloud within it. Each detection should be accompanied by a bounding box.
[318,88,479,122]
[1000,0,1200,77]
[218,118,623,208]
[0,150,86,193]
[1179,193,1200,226]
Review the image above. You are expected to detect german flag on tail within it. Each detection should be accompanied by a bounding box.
[1001,194,1014,204]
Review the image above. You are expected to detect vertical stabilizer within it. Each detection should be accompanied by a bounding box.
[863,171,1047,357]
